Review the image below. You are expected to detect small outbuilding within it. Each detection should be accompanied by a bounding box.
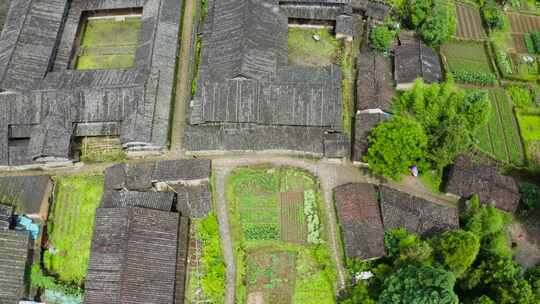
[334,183,386,260]
[336,14,358,41]
[0,175,52,222]
[445,154,520,213]
[379,185,459,237]
[394,33,442,90]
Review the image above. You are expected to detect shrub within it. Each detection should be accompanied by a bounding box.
[519,182,539,215]
[369,25,395,53]
[304,190,321,244]
[197,214,226,303]
[524,33,536,54]
[507,86,533,108]
[30,265,83,296]
[495,48,512,75]
[453,70,497,85]
[531,32,540,53]
[481,0,504,30]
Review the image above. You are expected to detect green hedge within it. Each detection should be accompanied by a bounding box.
[524,32,540,54]
[453,70,497,85]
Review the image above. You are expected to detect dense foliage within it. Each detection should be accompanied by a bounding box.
[379,265,459,304]
[369,25,395,53]
[30,265,83,296]
[197,213,226,303]
[524,32,540,54]
[394,81,492,167]
[364,115,428,180]
[452,70,498,85]
[398,0,455,46]
[339,195,539,304]
[481,0,504,30]
[507,86,535,108]
[519,182,539,216]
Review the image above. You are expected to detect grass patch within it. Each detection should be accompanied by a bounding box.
[288,28,340,66]
[419,170,442,193]
[226,166,337,303]
[79,136,126,163]
[441,41,494,73]
[44,174,104,286]
[516,107,540,165]
[76,17,141,70]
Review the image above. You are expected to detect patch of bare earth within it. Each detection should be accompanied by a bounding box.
[509,213,540,269]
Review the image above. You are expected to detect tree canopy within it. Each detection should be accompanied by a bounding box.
[364,115,428,180]
[379,265,459,304]
[430,230,480,278]
[370,25,396,53]
[398,0,456,46]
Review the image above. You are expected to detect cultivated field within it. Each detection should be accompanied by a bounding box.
[226,166,336,304]
[508,13,540,53]
[516,107,540,165]
[288,28,340,66]
[75,16,142,70]
[454,3,487,40]
[44,174,104,285]
[475,89,524,164]
[441,41,493,73]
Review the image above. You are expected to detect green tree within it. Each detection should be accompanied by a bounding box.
[525,266,540,302]
[339,282,376,304]
[519,183,539,215]
[385,228,433,266]
[401,0,433,29]
[392,80,491,171]
[473,295,496,304]
[364,116,428,180]
[370,25,395,53]
[481,0,504,29]
[460,195,512,242]
[379,265,459,304]
[431,230,480,278]
[418,1,456,46]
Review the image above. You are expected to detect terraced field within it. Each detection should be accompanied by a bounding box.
[475,89,525,164]
[454,3,487,40]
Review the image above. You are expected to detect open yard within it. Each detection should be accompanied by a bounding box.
[516,107,540,165]
[441,41,494,73]
[44,174,104,285]
[288,28,340,66]
[226,166,336,304]
[75,16,141,70]
[475,89,525,165]
[454,3,487,40]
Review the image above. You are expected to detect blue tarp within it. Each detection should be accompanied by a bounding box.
[16,216,39,239]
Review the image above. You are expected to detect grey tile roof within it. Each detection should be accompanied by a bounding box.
[0,0,182,166]
[186,0,349,157]
[395,34,442,86]
[0,230,30,304]
[356,49,395,112]
[380,185,459,237]
[102,191,175,211]
[353,112,388,162]
[334,183,386,260]
[0,175,51,215]
[84,207,179,304]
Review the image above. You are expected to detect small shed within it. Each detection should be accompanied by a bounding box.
[0,175,52,222]
[394,33,442,90]
[336,14,358,41]
[445,154,520,213]
[334,183,386,260]
[379,185,459,237]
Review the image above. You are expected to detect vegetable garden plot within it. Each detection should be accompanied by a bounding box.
[475,89,525,164]
[508,13,540,34]
[246,250,297,304]
[454,3,487,40]
[280,192,307,244]
[516,108,540,164]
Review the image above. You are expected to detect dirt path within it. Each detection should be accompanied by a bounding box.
[169,0,196,156]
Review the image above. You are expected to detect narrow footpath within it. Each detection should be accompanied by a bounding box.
[169,0,196,155]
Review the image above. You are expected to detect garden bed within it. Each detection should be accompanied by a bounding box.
[475,89,525,165]
[454,3,487,40]
[516,107,540,165]
[226,166,337,304]
[43,174,104,286]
